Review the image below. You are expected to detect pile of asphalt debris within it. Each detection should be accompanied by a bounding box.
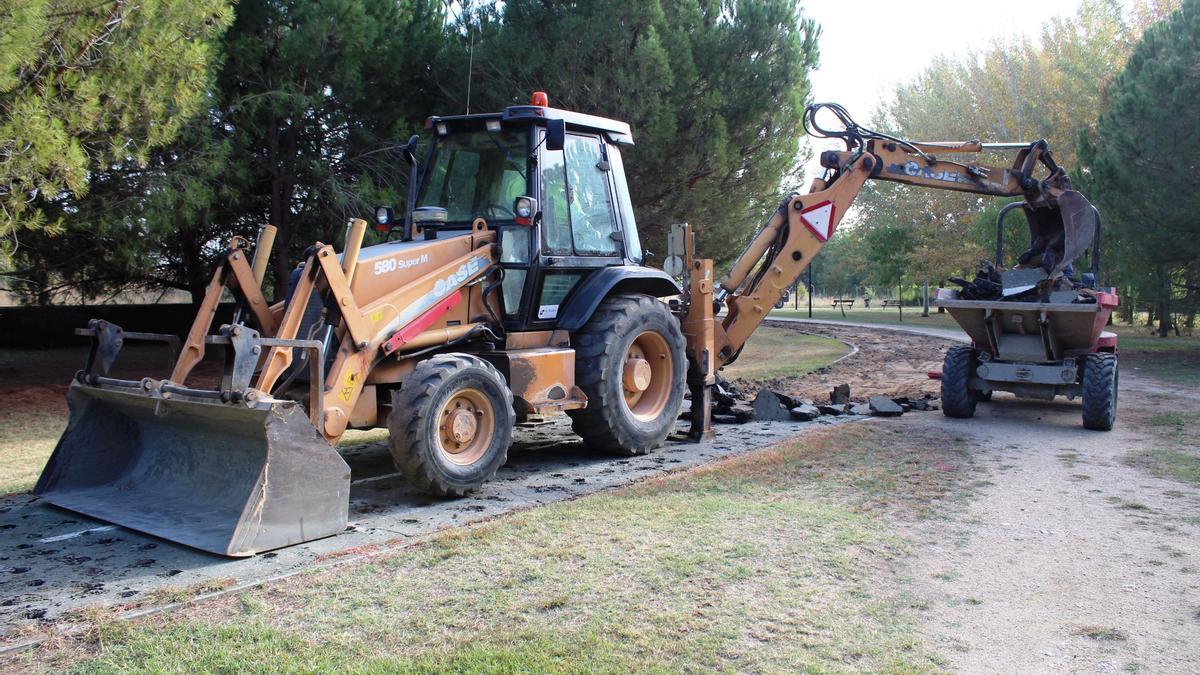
[948,260,1102,304]
[700,379,939,424]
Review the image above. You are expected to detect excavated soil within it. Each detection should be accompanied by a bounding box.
[731,321,956,403]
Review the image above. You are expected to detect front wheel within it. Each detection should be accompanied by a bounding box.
[568,294,686,455]
[941,347,978,418]
[389,354,515,496]
[1081,353,1118,431]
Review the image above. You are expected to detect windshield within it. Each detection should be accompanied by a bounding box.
[417,128,528,223]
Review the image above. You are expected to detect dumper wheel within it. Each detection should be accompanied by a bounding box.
[941,347,978,419]
[389,354,515,497]
[1081,353,1118,431]
[567,293,686,455]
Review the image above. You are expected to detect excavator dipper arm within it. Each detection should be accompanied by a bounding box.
[680,103,1093,436]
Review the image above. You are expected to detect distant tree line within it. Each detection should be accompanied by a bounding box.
[0,0,819,305]
[818,0,1198,335]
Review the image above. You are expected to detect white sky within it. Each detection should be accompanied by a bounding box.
[799,0,1087,178]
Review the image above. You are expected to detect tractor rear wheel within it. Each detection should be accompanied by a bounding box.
[1081,352,1118,431]
[389,354,514,496]
[941,346,978,418]
[568,293,686,455]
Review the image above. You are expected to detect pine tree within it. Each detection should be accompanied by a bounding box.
[455,0,820,264]
[0,0,233,268]
[1081,0,1200,335]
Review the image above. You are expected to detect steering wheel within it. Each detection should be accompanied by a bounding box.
[484,203,515,219]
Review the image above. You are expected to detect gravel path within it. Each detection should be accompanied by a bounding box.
[899,366,1200,673]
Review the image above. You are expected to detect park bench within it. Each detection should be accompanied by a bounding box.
[831,298,854,316]
[882,299,904,321]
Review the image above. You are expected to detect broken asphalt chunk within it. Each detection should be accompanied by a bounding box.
[868,396,904,417]
[789,404,821,421]
[751,389,791,422]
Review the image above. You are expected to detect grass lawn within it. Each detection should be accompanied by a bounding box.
[0,407,63,495]
[20,422,972,672]
[1127,411,1200,487]
[720,326,848,381]
[770,306,960,330]
[1106,325,1200,386]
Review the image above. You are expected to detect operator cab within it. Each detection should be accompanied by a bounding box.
[379,92,648,332]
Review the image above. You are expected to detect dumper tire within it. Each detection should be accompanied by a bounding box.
[941,347,978,419]
[1081,352,1118,431]
[389,354,515,497]
[567,293,686,456]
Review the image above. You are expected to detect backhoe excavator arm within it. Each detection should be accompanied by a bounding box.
[679,103,1094,438]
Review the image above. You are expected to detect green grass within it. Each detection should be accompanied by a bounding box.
[1112,327,1200,386]
[0,407,65,495]
[721,326,849,382]
[1126,410,1200,486]
[770,306,960,330]
[1074,626,1128,642]
[22,423,973,672]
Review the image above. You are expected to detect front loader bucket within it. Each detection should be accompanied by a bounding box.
[34,382,350,557]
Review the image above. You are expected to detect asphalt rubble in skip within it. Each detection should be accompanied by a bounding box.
[702,379,939,425]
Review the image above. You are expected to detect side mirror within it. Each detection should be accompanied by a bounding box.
[374,206,395,232]
[514,196,538,226]
[402,134,420,165]
[546,118,565,152]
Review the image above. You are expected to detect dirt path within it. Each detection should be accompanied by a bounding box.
[768,322,1200,672]
[902,379,1200,673]
[744,321,958,401]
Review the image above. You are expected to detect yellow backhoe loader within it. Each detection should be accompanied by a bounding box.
[34,96,1098,556]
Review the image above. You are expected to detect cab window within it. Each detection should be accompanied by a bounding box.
[418,128,527,223]
[541,134,619,256]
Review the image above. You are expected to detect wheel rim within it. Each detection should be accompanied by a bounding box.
[622,330,674,422]
[436,388,494,465]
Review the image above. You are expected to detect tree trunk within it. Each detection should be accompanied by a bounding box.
[921,277,930,317]
[1185,262,1197,333]
[1157,264,1170,338]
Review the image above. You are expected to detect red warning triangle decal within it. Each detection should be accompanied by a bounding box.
[800,200,837,242]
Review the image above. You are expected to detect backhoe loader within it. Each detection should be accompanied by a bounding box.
[35,95,1100,556]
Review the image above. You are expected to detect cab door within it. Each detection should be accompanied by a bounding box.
[533,132,624,325]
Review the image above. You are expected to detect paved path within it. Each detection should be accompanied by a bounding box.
[766,316,968,342]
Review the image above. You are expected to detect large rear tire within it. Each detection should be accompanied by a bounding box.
[389,354,515,496]
[1081,352,1118,431]
[941,347,978,418]
[567,293,686,455]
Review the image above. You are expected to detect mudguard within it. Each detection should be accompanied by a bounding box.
[554,266,680,331]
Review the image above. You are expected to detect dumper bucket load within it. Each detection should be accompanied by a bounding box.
[34,381,350,557]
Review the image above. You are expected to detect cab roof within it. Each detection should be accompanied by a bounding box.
[426,105,634,146]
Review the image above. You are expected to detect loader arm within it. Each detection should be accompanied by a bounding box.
[679,103,1094,437]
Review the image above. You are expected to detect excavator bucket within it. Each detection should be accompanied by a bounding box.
[1022,190,1098,277]
[1055,190,1098,276]
[34,382,350,557]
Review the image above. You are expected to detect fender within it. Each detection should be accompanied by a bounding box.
[555,265,681,331]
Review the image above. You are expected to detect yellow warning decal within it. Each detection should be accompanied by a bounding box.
[370,310,384,323]
[339,370,359,402]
